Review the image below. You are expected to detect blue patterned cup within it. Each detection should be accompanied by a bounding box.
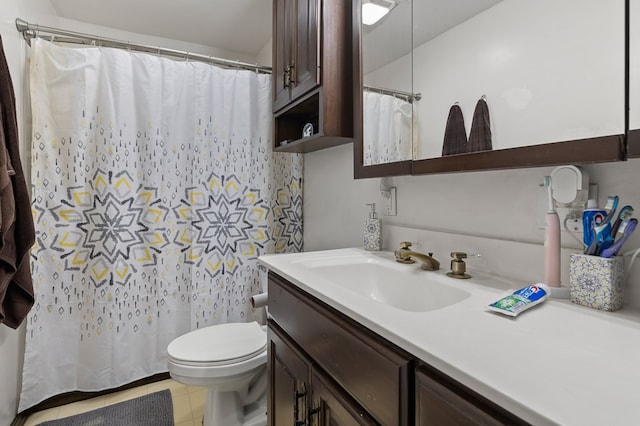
[569,253,625,311]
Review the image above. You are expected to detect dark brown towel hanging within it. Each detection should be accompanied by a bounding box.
[442,104,467,156]
[0,35,36,329]
[468,96,492,153]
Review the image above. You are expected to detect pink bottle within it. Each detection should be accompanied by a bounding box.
[544,176,561,287]
[544,211,561,287]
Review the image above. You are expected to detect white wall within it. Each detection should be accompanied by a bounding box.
[0,3,266,422]
[303,144,640,308]
[256,39,272,68]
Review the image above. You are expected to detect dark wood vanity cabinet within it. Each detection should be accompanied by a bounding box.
[272,0,354,153]
[267,271,528,425]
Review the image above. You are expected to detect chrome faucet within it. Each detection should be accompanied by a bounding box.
[394,242,440,271]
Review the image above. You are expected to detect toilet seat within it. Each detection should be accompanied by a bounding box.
[168,321,266,366]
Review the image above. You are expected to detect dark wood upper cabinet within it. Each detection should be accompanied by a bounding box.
[273,0,319,112]
[272,0,354,154]
[353,0,628,179]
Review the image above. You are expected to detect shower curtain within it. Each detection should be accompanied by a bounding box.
[362,91,414,165]
[20,39,303,411]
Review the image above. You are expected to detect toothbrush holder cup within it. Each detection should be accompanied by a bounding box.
[569,254,625,311]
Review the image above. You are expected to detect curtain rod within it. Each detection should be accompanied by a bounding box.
[363,84,421,103]
[14,18,273,74]
[15,18,421,100]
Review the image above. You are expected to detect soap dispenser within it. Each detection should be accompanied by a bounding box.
[364,203,381,251]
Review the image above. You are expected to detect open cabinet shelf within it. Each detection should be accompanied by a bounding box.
[274,89,353,153]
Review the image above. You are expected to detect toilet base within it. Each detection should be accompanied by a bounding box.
[202,389,266,426]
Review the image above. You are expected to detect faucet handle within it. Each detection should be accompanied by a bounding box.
[450,252,481,260]
[450,252,467,260]
[399,241,412,249]
[447,252,472,279]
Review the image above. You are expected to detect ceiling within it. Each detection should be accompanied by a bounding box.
[50,0,273,57]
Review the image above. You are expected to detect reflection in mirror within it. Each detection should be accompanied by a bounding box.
[409,0,624,160]
[362,88,416,165]
[361,0,414,166]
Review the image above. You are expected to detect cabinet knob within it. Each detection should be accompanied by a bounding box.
[289,63,296,85]
[294,387,307,425]
[308,406,321,424]
[283,65,291,88]
[283,64,296,88]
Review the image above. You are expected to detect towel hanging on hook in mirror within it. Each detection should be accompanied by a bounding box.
[442,103,467,156]
[468,96,492,153]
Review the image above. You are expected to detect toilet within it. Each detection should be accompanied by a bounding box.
[167,321,268,426]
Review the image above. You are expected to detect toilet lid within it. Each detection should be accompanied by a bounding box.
[168,321,266,365]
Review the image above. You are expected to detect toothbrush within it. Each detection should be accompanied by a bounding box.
[585,223,598,255]
[594,220,615,256]
[600,195,620,227]
[586,195,619,255]
[609,205,634,237]
[601,219,638,258]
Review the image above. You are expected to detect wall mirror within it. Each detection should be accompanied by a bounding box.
[361,0,413,167]
[354,0,627,178]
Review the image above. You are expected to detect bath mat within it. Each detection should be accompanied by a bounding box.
[37,389,174,426]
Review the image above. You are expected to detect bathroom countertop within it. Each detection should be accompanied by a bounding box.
[259,248,640,426]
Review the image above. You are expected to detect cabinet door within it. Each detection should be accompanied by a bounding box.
[309,368,379,426]
[290,0,320,101]
[273,0,320,112]
[273,0,294,111]
[415,365,526,426]
[268,322,312,426]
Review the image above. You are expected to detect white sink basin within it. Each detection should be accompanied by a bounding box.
[290,253,471,312]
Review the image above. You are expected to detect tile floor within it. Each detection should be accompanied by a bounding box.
[23,379,205,426]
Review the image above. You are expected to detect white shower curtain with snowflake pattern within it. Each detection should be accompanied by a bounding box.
[20,39,303,411]
[362,91,414,165]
